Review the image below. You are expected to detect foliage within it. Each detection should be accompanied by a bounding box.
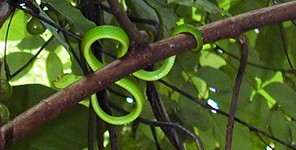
[1,0,296,149]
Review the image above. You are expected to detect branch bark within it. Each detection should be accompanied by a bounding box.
[1,1,296,149]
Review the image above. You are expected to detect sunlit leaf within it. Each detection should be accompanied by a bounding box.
[6,52,34,80]
[46,52,63,86]
[199,50,227,69]
[0,10,27,41]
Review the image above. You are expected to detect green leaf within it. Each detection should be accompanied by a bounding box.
[196,66,233,91]
[144,0,179,36]
[126,0,159,22]
[177,51,199,74]
[269,110,290,149]
[289,122,296,146]
[10,105,88,150]
[212,115,227,149]
[232,124,252,150]
[43,0,96,34]
[247,94,271,129]
[228,0,268,15]
[264,82,296,119]
[197,128,217,150]
[46,52,64,86]
[17,36,45,50]
[169,0,231,16]
[6,52,34,81]
[177,82,212,130]
[255,25,285,68]
[0,10,27,41]
[199,50,227,69]
[5,84,56,118]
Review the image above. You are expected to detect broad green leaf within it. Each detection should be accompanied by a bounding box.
[284,21,296,68]
[7,84,87,150]
[197,128,217,150]
[169,0,231,16]
[232,124,252,150]
[269,110,290,149]
[17,36,45,50]
[125,0,159,22]
[212,115,227,149]
[125,0,159,42]
[247,94,271,129]
[255,25,285,68]
[289,122,296,146]
[196,66,233,92]
[138,123,165,142]
[177,82,212,130]
[264,82,296,119]
[144,0,179,36]
[228,0,268,15]
[0,10,27,41]
[46,52,63,86]
[6,52,34,80]
[190,76,209,99]
[177,51,199,74]
[9,105,88,150]
[43,0,96,34]
[199,50,227,69]
[5,84,56,118]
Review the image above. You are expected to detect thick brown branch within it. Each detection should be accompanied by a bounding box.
[1,1,296,149]
[0,0,14,28]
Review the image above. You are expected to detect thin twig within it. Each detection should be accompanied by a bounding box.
[225,35,248,150]
[3,9,15,80]
[255,132,274,150]
[9,36,54,79]
[109,101,203,149]
[146,82,184,150]
[106,0,148,45]
[6,1,82,41]
[138,118,204,150]
[150,126,162,150]
[278,24,296,75]
[2,2,296,149]
[158,80,296,150]
[215,46,296,73]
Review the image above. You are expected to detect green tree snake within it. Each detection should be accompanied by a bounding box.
[81,24,203,125]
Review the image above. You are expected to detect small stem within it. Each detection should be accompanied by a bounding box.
[278,24,296,75]
[10,36,54,79]
[158,80,296,150]
[225,35,248,150]
[6,1,82,41]
[107,0,148,45]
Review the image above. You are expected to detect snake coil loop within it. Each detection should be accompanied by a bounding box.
[81,24,203,125]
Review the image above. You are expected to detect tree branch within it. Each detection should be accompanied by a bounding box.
[1,1,296,149]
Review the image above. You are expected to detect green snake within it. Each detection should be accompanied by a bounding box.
[81,24,203,125]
